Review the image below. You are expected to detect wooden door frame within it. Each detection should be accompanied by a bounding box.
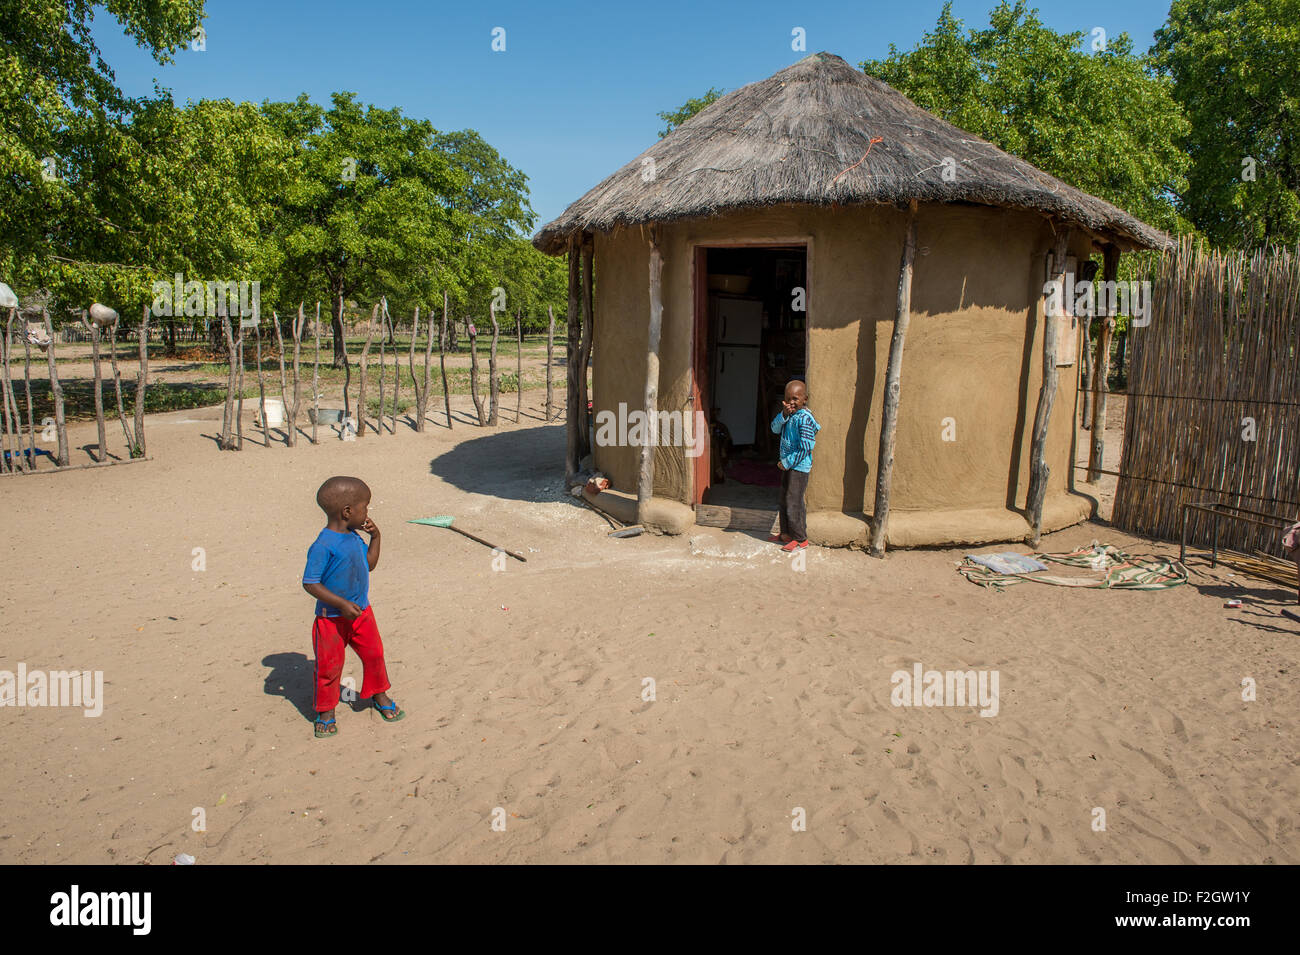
[689,236,813,506]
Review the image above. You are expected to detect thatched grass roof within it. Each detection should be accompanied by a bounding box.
[534,52,1169,255]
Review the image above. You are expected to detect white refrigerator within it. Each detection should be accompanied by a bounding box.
[712,297,763,445]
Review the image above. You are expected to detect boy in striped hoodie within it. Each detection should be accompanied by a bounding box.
[770,379,820,551]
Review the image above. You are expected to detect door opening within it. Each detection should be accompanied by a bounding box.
[692,244,808,512]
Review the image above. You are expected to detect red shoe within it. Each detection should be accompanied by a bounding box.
[768,534,792,543]
[781,539,808,552]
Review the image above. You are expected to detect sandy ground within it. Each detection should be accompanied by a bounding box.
[1,391,1296,864]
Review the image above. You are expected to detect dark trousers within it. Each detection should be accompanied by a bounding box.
[779,468,809,541]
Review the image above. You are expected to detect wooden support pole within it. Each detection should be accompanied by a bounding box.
[1088,244,1119,482]
[45,308,68,467]
[565,234,581,479]
[134,304,148,457]
[546,305,555,422]
[515,308,523,423]
[637,228,664,518]
[1026,227,1073,544]
[869,200,919,558]
[579,236,595,461]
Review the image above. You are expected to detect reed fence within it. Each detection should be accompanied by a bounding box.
[1113,237,1300,557]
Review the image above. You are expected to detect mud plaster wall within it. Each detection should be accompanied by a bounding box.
[591,204,1088,515]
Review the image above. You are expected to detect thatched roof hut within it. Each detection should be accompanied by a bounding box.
[535,52,1166,549]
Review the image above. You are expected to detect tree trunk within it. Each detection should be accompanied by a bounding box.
[869,201,918,558]
[134,305,148,457]
[332,288,347,368]
[1026,228,1072,545]
[408,306,421,430]
[468,318,486,425]
[45,308,68,466]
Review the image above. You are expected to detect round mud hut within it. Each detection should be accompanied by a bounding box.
[534,52,1168,549]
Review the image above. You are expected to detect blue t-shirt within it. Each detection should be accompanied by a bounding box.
[302,528,370,617]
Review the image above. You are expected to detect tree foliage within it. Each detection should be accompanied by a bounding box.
[861,1,1190,232]
[656,87,726,138]
[1153,0,1300,247]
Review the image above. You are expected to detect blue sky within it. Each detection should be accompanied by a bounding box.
[92,0,1174,230]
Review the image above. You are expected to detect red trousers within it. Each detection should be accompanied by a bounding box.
[311,606,390,712]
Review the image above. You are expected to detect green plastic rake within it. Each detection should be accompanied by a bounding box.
[408,515,527,562]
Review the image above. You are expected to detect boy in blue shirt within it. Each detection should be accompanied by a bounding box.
[302,476,404,738]
[770,380,820,551]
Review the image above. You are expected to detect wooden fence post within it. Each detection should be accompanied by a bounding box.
[546,305,555,422]
[45,308,68,466]
[134,305,149,457]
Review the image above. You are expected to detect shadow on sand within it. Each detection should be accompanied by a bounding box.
[428,419,566,505]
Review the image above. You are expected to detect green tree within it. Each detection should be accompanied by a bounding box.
[0,0,205,285]
[1153,0,1300,247]
[657,87,726,138]
[264,93,463,364]
[862,1,1190,231]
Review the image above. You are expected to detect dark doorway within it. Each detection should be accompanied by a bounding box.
[692,244,808,517]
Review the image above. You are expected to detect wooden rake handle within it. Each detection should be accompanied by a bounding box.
[446,523,527,562]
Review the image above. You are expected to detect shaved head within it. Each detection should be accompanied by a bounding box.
[784,380,807,401]
[317,476,370,518]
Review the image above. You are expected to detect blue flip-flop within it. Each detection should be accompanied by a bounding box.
[373,699,405,723]
[314,715,338,739]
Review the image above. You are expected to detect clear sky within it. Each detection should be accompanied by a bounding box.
[91,0,1175,231]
